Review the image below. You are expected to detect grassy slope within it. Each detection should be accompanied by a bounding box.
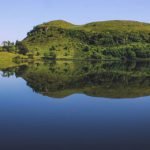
[36,20,150,33]
[81,20,150,32]
[0,52,19,69]
[0,52,31,69]
[22,20,150,60]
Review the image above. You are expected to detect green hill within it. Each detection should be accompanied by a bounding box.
[22,20,150,60]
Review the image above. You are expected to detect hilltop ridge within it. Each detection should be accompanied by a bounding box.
[36,20,76,29]
[34,20,150,31]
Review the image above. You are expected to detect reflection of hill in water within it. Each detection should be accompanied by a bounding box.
[2,61,150,98]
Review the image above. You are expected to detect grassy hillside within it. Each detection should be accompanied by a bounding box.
[0,51,41,69]
[22,20,150,60]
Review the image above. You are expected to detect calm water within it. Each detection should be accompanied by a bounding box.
[0,61,150,150]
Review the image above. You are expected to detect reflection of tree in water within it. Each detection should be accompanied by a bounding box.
[1,61,150,98]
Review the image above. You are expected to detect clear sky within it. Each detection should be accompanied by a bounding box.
[0,0,149,43]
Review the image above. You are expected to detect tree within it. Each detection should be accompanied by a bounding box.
[16,41,29,55]
[1,41,16,52]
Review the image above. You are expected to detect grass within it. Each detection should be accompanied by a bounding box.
[0,52,20,69]
[0,52,42,69]
[81,20,150,32]
[36,20,150,32]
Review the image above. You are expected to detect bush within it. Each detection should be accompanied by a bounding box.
[49,46,56,51]
[44,53,49,58]
[126,49,136,60]
[49,51,56,59]
[36,52,40,56]
[16,41,29,55]
[83,46,90,52]
[28,53,34,59]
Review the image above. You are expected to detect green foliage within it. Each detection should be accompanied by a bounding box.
[49,51,56,59]
[1,41,16,52]
[36,51,40,56]
[102,44,150,60]
[83,46,90,52]
[27,53,34,59]
[44,53,49,58]
[90,52,102,59]
[49,46,56,51]
[22,20,150,60]
[16,41,29,55]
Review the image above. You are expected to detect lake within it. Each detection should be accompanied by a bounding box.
[0,61,150,150]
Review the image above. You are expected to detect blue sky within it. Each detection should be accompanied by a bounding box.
[0,0,149,43]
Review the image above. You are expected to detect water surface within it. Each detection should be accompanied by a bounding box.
[0,61,150,150]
